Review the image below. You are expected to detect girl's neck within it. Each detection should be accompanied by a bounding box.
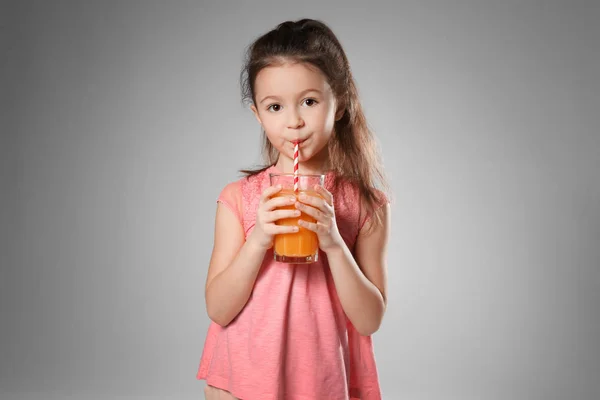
[275,154,330,175]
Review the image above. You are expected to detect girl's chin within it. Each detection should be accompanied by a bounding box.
[297,152,314,163]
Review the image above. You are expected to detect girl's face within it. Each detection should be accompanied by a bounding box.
[251,62,342,170]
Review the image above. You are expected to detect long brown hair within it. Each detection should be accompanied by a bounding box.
[239,19,391,223]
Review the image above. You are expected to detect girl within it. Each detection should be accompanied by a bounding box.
[197,19,391,400]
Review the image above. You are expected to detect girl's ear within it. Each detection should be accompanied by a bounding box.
[250,104,263,125]
[334,97,346,121]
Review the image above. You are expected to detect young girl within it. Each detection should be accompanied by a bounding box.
[197,19,391,400]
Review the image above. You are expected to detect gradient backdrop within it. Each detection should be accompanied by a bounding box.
[1,0,599,399]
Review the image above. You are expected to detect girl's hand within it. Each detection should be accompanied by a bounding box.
[295,185,344,253]
[248,185,301,251]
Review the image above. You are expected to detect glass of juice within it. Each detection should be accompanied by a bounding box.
[269,173,325,264]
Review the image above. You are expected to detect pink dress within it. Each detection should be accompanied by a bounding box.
[197,165,387,400]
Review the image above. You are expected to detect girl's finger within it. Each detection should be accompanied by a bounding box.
[264,209,301,223]
[259,185,282,204]
[297,195,334,217]
[295,202,326,223]
[315,185,334,205]
[267,224,299,235]
[263,195,297,211]
[298,219,319,233]
[321,202,334,217]
[297,192,327,212]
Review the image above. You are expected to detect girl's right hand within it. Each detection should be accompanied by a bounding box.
[248,185,301,250]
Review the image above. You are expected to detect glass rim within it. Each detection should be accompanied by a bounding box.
[269,172,326,178]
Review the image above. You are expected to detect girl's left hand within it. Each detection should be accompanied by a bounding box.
[295,185,344,253]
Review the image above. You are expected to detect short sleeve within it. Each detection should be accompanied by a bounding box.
[358,189,389,231]
[217,180,243,225]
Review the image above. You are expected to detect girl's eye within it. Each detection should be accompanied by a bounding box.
[267,99,317,112]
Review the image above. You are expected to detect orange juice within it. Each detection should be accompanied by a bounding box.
[273,189,321,263]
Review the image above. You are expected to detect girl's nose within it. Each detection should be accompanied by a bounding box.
[287,109,305,129]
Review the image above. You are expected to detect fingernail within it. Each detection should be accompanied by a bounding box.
[295,210,301,216]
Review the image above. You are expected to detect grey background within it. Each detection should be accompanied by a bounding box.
[1,0,599,399]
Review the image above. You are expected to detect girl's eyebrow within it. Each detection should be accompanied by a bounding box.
[259,89,323,104]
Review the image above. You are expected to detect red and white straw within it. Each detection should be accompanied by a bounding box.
[293,141,299,192]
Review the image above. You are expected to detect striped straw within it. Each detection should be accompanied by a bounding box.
[293,141,299,192]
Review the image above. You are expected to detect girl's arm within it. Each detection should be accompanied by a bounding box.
[325,203,390,336]
[204,203,267,327]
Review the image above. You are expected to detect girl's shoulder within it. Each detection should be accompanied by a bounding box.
[217,179,244,224]
[358,187,390,232]
[330,175,389,205]
[216,168,272,234]
[329,176,390,231]
[217,166,271,202]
